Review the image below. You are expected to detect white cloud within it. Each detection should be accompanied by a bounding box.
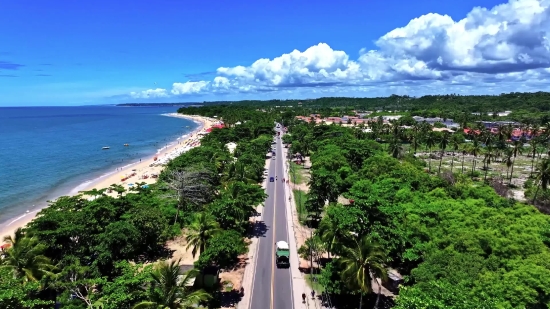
[171,81,210,95]
[128,0,550,99]
[372,0,550,74]
[130,88,168,99]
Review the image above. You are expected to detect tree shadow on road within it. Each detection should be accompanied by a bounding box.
[219,289,243,307]
[247,220,268,238]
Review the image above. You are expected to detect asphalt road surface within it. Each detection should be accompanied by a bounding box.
[249,126,294,309]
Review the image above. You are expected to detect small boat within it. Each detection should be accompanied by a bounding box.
[124,144,129,147]
[102,146,110,150]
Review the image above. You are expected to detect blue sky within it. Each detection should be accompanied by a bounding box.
[1,0,549,106]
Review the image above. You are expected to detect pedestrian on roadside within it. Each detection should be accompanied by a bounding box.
[311,290,315,299]
[302,293,306,303]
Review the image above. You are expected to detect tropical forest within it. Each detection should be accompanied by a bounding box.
[2,91,550,309]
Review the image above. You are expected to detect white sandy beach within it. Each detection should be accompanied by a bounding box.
[0,113,221,241]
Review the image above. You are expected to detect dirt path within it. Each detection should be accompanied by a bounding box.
[284,152,317,270]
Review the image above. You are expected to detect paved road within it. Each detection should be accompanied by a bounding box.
[249,127,294,309]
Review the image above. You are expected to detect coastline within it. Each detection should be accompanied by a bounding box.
[0,113,218,240]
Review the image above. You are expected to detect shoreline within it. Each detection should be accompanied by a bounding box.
[0,113,219,240]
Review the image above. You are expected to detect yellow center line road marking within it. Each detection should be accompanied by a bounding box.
[270,168,277,309]
[249,157,272,309]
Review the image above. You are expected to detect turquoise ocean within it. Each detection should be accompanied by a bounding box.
[0,106,198,228]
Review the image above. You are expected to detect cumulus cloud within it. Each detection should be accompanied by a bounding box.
[372,0,550,74]
[171,81,210,95]
[130,88,168,99]
[129,0,550,99]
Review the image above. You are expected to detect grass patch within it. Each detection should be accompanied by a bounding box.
[293,189,307,223]
[304,274,325,294]
[289,162,305,184]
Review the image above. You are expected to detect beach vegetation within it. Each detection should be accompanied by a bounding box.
[184,212,221,259]
[163,168,216,225]
[339,236,387,309]
[131,259,211,309]
[0,227,55,283]
[0,267,54,308]
[195,230,247,270]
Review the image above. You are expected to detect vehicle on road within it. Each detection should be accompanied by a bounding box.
[275,241,290,268]
[270,177,274,182]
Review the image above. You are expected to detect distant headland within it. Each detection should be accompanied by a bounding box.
[116,103,203,107]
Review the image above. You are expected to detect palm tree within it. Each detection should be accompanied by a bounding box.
[438,132,450,174]
[460,143,468,174]
[424,131,437,173]
[504,147,514,181]
[339,236,387,309]
[483,141,496,181]
[450,134,463,173]
[532,157,550,205]
[498,124,513,142]
[508,139,524,185]
[410,132,421,154]
[317,218,345,258]
[388,138,403,159]
[389,120,402,139]
[0,228,55,283]
[209,151,227,175]
[185,213,221,258]
[530,134,541,176]
[133,259,211,309]
[225,161,260,185]
[468,137,482,176]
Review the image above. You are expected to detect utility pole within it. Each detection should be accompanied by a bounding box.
[310,229,313,278]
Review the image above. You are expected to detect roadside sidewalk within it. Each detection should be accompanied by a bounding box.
[281,146,324,309]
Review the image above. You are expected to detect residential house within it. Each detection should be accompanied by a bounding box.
[413,116,460,128]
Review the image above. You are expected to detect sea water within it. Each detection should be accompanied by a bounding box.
[0,105,197,226]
